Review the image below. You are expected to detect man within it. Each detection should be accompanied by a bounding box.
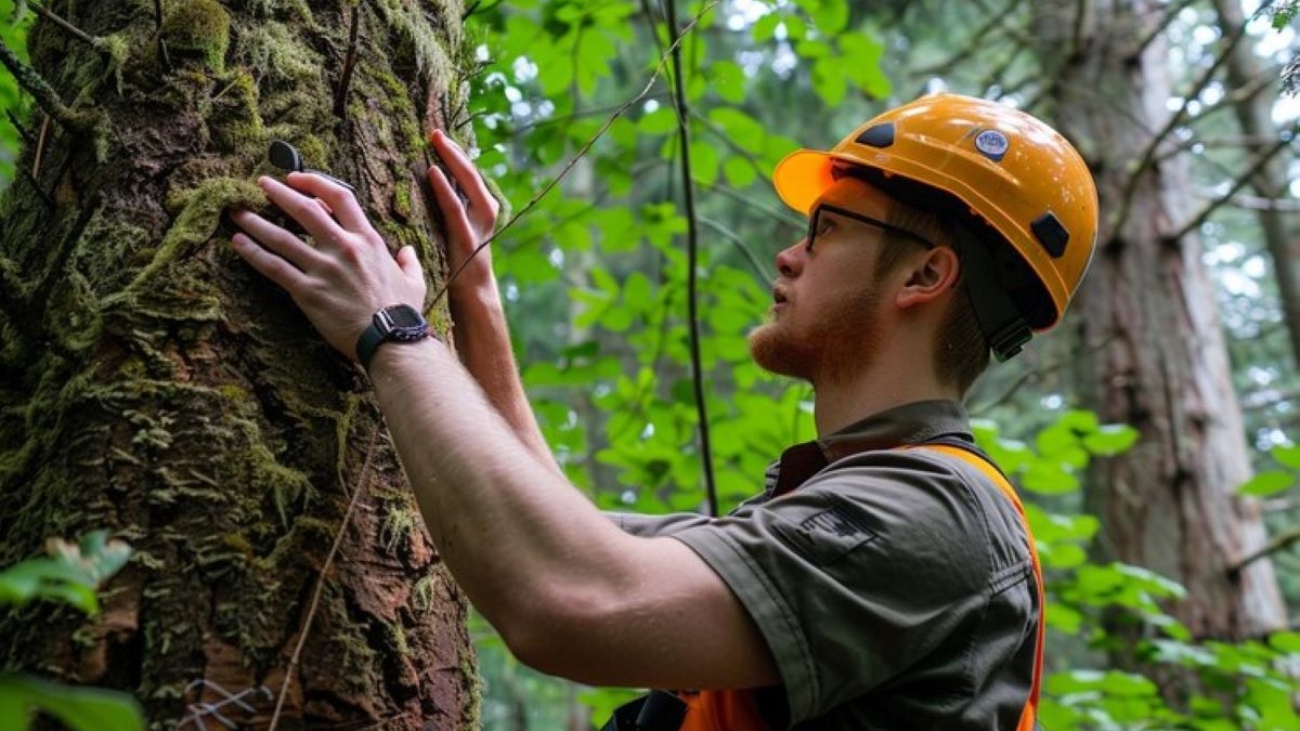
[230,93,1098,730]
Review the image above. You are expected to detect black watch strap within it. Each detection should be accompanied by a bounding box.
[356,323,389,370]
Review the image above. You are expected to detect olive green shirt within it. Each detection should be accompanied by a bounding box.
[612,400,1039,730]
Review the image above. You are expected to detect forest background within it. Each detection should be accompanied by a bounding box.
[3,0,1300,729]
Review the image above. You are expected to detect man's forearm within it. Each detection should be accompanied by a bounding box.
[366,338,636,643]
[448,282,557,472]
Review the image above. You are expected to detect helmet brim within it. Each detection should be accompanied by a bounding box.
[772,150,839,215]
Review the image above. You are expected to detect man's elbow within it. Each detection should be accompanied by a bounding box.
[494,586,620,683]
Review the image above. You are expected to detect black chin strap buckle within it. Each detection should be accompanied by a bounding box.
[954,227,1033,362]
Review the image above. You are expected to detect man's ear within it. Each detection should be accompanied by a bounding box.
[896,246,961,310]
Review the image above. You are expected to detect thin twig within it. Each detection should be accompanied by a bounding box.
[1110,15,1254,235]
[662,0,716,515]
[153,0,171,70]
[32,114,49,178]
[426,0,720,309]
[334,2,362,119]
[18,166,55,210]
[1229,524,1300,575]
[697,216,773,284]
[1170,122,1299,240]
[266,424,382,731]
[28,0,95,46]
[5,109,31,144]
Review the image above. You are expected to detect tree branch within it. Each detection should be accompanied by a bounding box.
[1170,122,1299,240]
[0,38,91,131]
[663,0,717,516]
[334,2,361,119]
[28,0,95,46]
[1228,524,1300,575]
[1110,15,1253,235]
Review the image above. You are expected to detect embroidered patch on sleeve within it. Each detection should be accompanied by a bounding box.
[777,505,879,565]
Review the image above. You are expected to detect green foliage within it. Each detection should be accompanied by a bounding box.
[0,676,143,731]
[0,531,131,614]
[1237,443,1300,497]
[0,0,33,191]
[980,413,1300,731]
[0,532,143,731]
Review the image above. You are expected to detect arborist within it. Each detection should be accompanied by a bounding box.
[230,93,1098,730]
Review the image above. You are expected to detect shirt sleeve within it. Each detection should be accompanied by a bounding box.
[668,450,993,727]
[606,511,715,538]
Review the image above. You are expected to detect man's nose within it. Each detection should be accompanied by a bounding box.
[775,241,805,277]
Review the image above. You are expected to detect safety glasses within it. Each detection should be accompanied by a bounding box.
[806,203,935,252]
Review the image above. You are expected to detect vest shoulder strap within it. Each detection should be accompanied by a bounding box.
[905,442,1044,731]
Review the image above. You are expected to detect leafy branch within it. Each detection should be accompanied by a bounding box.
[0,531,143,731]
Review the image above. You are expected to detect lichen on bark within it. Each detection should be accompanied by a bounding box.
[0,0,481,727]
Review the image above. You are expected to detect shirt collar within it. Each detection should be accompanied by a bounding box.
[771,400,973,496]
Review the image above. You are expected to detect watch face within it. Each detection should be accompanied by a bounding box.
[386,305,424,328]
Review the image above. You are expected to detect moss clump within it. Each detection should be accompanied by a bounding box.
[163,0,233,73]
[91,34,131,94]
[116,177,262,297]
[211,70,266,151]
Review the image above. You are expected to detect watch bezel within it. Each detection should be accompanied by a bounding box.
[374,304,429,341]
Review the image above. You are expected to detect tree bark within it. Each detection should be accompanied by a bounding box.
[1033,0,1286,640]
[0,0,479,727]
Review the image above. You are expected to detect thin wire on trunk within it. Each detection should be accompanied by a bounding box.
[662,0,717,517]
[266,423,382,731]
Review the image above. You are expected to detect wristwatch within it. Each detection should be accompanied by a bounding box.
[356,304,430,370]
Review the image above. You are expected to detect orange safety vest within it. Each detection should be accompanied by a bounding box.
[607,445,1045,731]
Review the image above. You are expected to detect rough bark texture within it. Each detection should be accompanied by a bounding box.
[1033,0,1286,640]
[0,0,479,727]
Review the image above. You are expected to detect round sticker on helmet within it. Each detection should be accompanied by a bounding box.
[975,130,1010,162]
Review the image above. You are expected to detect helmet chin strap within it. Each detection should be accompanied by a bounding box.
[952,225,1033,362]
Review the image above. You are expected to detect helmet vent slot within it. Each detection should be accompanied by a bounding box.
[1031,213,1069,258]
[854,123,895,148]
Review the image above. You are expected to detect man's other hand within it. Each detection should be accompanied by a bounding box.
[427,129,501,298]
[230,173,427,362]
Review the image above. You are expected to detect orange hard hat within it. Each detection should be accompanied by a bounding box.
[772,93,1098,333]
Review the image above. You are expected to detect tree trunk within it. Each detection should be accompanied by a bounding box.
[0,0,478,727]
[1033,0,1286,640]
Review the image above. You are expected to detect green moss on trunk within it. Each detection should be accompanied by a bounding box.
[0,0,479,728]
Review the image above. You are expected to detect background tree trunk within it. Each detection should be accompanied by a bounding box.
[1035,0,1286,640]
[0,0,479,727]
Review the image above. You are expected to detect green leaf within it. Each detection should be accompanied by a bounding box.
[1268,630,1300,654]
[638,107,678,135]
[1237,470,1295,497]
[809,0,849,33]
[688,140,720,185]
[1273,444,1300,470]
[723,156,758,189]
[710,60,747,103]
[1083,424,1140,456]
[0,675,143,731]
[839,31,890,97]
[810,56,846,106]
[1021,460,1079,494]
[708,108,767,149]
[752,12,781,43]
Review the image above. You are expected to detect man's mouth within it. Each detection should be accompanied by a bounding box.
[773,288,789,305]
